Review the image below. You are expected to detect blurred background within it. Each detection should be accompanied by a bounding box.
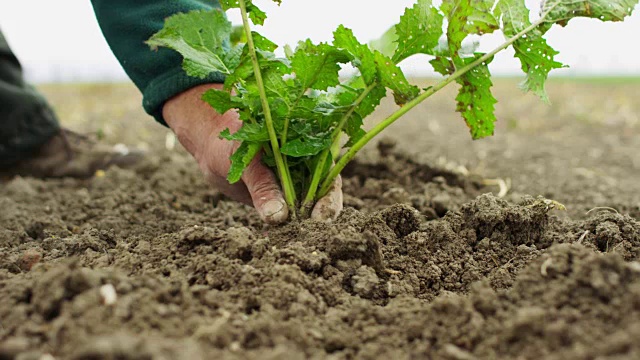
[0,0,638,83]
[0,0,638,219]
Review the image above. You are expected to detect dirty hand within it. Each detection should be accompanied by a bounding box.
[163,84,343,224]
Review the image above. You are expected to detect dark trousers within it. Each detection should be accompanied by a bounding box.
[0,29,60,167]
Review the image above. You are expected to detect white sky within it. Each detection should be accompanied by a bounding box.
[0,0,638,83]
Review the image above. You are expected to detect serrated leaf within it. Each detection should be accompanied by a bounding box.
[393,0,444,62]
[333,26,377,84]
[262,69,291,102]
[202,89,243,114]
[443,0,499,58]
[291,40,349,91]
[374,51,420,105]
[227,141,262,184]
[442,0,474,56]
[147,10,235,78]
[252,32,278,52]
[499,0,565,102]
[369,26,398,58]
[223,44,244,71]
[281,135,332,157]
[430,56,455,76]
[356,84,387,118]
[247,4,267,25]
[316,83,385,133]
[220,0,281,11]
[467,0,500,34]
[289,96,319,121]
[454,55,497,139]
[542,0,638,26]
[230,25,246,45]
[224,34,289,89]
[220,123,270,142]
[344,112,366,147]
[218,0,239,9]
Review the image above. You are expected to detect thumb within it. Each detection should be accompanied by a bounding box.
[311,175,343,222]
[242,156,289,224]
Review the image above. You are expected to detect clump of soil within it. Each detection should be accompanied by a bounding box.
[2,140,640,360]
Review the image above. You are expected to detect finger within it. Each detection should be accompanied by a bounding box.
[202,168,254,205]
[311,175,343,222]
[242,156,289,224]
[198,130,256,206]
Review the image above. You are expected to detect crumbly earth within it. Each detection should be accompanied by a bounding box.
[1,79,639,359]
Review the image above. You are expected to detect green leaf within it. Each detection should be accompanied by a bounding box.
[356,84,387,118]
[330,82,387,118]
[223,34,289,89]
[291,40,349,91]
[374,51,420,105]
[220,123,270,142]
[262,68,291,103]
[281,135,332,157]
[289,96,320,122]
[218,0,239,10]
[227,141,262,184]
[220,0,282,11]
[442,0,474,56]
[333,26,377,84]
[443,0,499,59]
[247,4,267,25]
[251,32,278,52]
[230,25,246,45]
[393,0,444,62]
[430,56,455,76]
[467,0,500,34]
[454,55,497,139]
[499,0,565,102]
[344,112,366,147]
[542,0,638,26]
[369,26,398,58]
[147,10,235,78]
[202,89,243,114]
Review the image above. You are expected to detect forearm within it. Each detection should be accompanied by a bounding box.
[90,0,226,125]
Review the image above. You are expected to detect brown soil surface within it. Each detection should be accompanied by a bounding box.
[1,79,640,359]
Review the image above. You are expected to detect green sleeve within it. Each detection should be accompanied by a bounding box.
[90,0,226,126]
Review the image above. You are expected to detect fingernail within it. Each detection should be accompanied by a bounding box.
[260,200,286,222]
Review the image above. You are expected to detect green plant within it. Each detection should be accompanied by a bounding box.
[148,0,637,219]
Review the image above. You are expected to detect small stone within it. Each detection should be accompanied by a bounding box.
[100,284,117,306]
[5,176,37,196]
[135,240,151,255]
[351,266,379,298]
[18,249,42,271]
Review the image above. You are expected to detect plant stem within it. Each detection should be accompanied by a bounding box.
[318,16,548,197]
[238,0,297,216]
[300,83,377,216]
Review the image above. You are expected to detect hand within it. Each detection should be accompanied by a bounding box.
[162,84,343,224]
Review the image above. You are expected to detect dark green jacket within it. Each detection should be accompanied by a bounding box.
[91,0,225,126]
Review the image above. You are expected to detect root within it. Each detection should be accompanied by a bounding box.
[482,178,511,198]
[586,207,619,216]
[384,268,402,275]
[577,230,589,244]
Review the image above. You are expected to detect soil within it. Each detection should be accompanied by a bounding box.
[1,79,640,359]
